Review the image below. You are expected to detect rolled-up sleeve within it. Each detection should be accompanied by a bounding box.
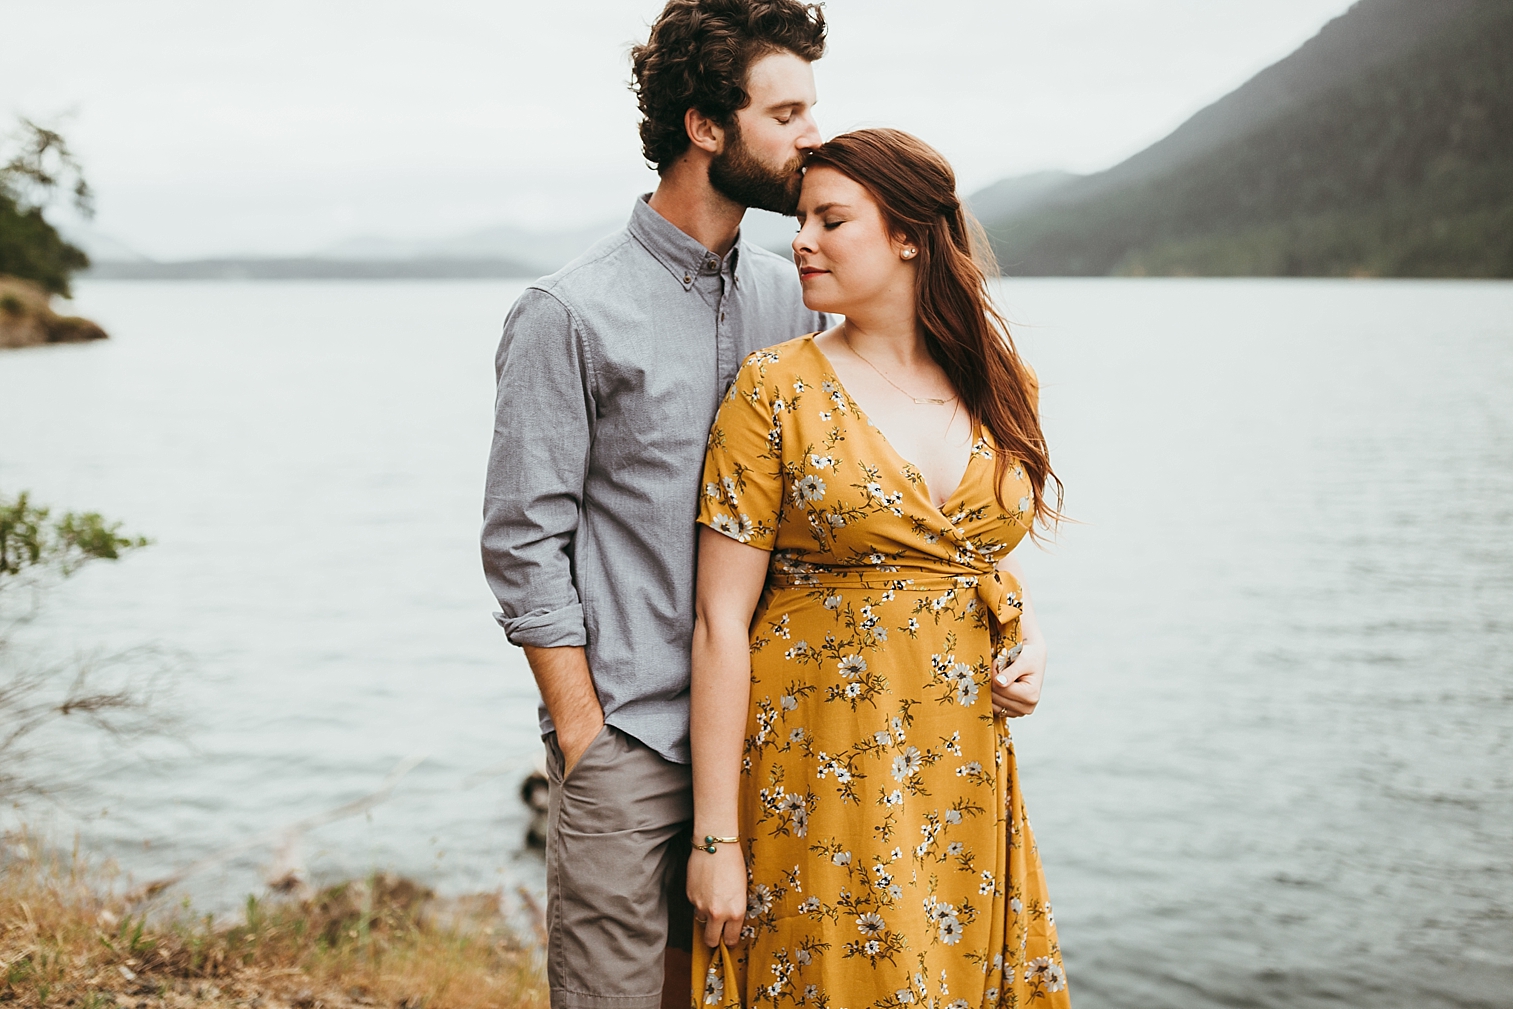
[481,288,594,648]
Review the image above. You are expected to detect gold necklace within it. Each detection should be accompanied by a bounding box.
[841,329,957,406]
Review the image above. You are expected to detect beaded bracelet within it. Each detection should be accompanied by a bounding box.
[698,834,739,854]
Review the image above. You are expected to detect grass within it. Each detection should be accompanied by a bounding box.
[0,832,546,1009]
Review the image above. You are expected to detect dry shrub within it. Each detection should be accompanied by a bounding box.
[0,833,545,1009]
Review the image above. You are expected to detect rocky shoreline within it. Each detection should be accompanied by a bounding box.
[0,276,107,349]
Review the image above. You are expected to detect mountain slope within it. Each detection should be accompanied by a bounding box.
[980,0,1513,278]
[966,171,1078,225]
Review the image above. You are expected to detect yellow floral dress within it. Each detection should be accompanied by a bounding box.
[692,335,1070,1009]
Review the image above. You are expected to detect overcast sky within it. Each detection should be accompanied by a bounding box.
[3,0,1359,259]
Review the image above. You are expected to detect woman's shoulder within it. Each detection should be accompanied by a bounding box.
[738,333,819,372]
[729,333,822,394]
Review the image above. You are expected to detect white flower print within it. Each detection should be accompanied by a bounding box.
[709,513,744,541]
[885,790,904,806]
[780,694,798,710]
[832,850,852,866]
[944,808,962,824]
[891,746,923,781]
[863,939,881,955]
[748,884,774,918]
[856,912,886,936]
[817,756,852,783]
[1025,958,1067,992]
[824,593,842,610]
[838,654,867,679]
[875,730,892,746]
[895,990,915,1005]
[796,948,812,965]
[702,966,725,1005]
[955,762,983,777]
[792,475,827,507]
[938,914,963,945]
[1010,897,1023,913]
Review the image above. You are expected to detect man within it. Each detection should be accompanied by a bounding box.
[480,2,828,1007]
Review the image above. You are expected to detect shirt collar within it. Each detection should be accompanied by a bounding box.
[628,194,741,290]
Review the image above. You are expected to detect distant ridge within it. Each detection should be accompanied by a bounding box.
[974,0,1513,277]
[87,257,536,281]
[82,208,808,281]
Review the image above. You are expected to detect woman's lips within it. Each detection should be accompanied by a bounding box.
[798,266,828,279]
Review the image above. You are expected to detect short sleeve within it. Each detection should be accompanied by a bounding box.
[697,353,785,551]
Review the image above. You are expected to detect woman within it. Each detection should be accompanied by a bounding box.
[687,128,1070,1008]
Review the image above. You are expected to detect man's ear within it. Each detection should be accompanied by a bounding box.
[684,107,726,156]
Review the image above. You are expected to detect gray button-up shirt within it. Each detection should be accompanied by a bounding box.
[482,195,826,764]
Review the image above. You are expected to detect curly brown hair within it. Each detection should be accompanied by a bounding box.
[630,0,827,173]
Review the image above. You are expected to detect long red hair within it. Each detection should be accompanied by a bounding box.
[803,128,1062,530]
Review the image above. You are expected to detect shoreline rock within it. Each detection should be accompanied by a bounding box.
[0,275,108,349]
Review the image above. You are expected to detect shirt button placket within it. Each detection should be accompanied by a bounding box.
[716,269,734,386]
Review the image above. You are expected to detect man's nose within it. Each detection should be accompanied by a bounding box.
[794,111,822,151]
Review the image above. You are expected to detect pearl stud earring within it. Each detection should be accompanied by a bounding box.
[902,248,917,259]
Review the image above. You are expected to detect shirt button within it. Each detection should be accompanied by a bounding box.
[683,273,691,284]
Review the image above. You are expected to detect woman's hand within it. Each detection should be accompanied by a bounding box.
[687,844,748,947]
[992,554,1048,718]
[993,637,1046,717]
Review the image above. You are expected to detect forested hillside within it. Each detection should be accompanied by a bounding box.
[979,0,1513,278]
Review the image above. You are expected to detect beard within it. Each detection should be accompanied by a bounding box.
[708,123,804,215]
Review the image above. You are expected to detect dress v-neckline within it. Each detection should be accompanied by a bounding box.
[803,334,976,521]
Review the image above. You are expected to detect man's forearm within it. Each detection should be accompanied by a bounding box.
[525,645,603,769]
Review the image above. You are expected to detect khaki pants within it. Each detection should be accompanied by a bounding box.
[544,725,694,1009]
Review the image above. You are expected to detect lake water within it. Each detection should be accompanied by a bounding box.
[1,279,1510,1009]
